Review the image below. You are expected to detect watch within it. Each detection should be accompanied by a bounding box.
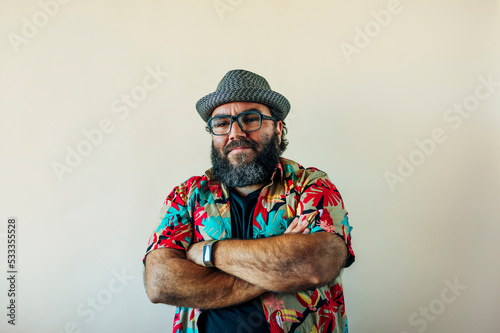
[203,240,218,267]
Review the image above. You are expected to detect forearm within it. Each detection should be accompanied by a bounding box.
[212,232,347,292]
[145,248,265,309]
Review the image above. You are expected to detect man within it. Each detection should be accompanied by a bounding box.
[143,69,355,333]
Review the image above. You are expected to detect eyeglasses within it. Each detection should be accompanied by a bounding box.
[207,110,276,136]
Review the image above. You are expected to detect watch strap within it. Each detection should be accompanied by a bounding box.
[203,240,218,267]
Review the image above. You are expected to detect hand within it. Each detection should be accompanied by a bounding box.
[284,216,310,235]
[186,241,208,267]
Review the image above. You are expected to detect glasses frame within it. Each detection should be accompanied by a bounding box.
[207,110,276,136]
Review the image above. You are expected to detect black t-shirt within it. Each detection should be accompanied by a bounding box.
[198,187,271,333]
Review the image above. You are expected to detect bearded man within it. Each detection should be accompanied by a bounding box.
[143,69,355,333]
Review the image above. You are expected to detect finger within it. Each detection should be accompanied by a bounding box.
[285,217,299,233]
[302,228,310,235]
[299,215,309,226]
[291,223,305,233]
[291,216,309,232]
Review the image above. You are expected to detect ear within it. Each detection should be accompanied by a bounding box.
[275,121,283,144]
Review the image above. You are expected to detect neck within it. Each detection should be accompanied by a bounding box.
[233,182,266,197]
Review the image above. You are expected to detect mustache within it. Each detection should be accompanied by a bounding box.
[223,139,258,155]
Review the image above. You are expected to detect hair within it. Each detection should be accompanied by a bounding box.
[204,107,289,155]
[276,120,289,155]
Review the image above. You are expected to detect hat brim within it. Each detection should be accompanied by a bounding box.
[196,88,290,122]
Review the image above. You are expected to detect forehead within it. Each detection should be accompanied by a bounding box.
[211,102,271,117]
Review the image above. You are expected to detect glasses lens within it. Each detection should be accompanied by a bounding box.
[210,116,231,135]
[239,112,262,132]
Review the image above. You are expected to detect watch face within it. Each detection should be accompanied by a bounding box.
[203,243,214,267]
[203,247,211,262]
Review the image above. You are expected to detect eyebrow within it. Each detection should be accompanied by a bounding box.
[212,109,262,117]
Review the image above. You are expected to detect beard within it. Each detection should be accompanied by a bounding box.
[210,132,281,188]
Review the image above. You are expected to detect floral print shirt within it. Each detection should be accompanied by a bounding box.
[144,157,355,333]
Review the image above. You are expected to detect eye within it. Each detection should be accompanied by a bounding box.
[212,118,230,128]
[241,114,260,124]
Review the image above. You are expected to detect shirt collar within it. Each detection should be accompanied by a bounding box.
[204,158,285,198]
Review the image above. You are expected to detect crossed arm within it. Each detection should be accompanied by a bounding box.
[144,217,348,309]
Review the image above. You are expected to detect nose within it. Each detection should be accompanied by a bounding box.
[228,119,247,140]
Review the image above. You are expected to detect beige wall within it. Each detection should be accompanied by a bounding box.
[1,0,499,332]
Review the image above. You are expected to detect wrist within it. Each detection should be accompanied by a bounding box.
[203,240,219,267]
[211,240,222,267]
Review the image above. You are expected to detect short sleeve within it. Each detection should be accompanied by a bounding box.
[142,183,193,264]
[296,170,355,267]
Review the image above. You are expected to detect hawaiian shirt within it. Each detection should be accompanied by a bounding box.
[144,157,355,333]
